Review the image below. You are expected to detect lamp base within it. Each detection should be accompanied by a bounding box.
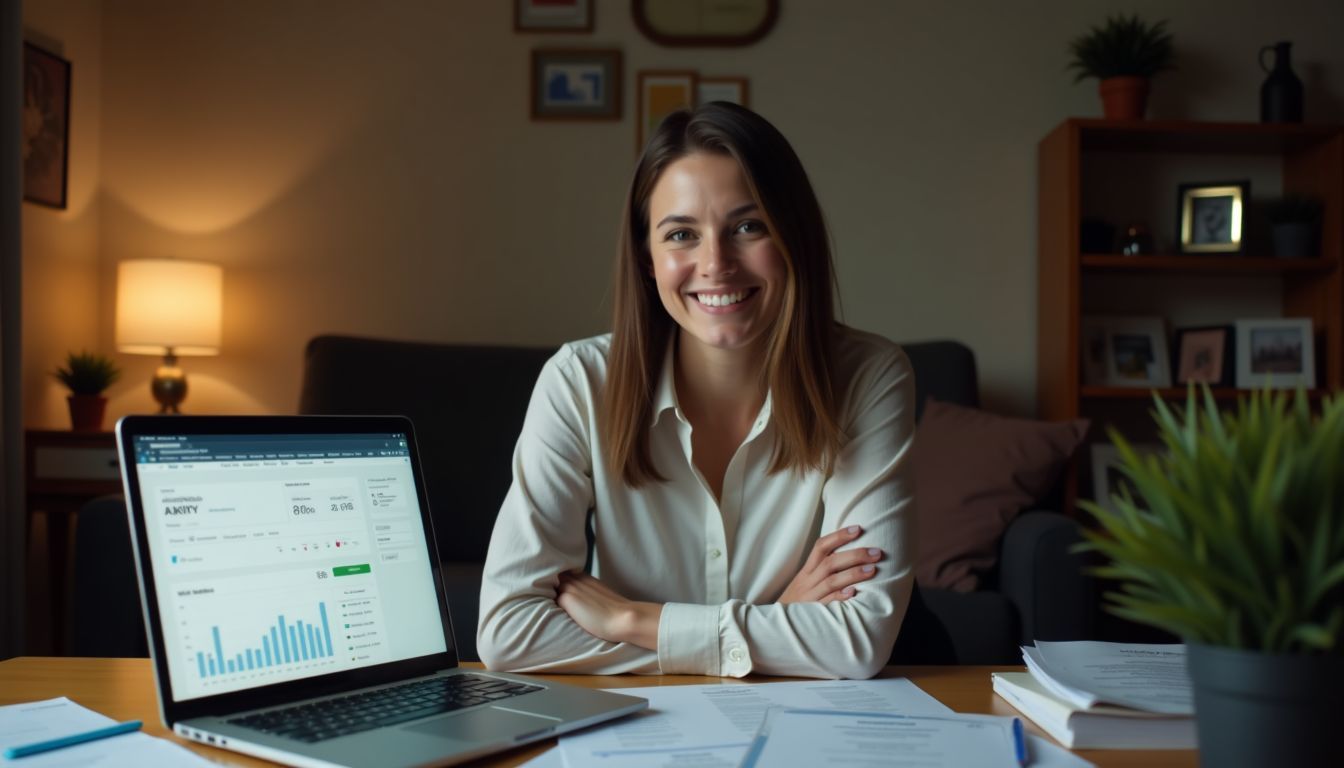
[152,354,187,414]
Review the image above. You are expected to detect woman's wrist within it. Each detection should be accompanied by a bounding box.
[618,601,663,650]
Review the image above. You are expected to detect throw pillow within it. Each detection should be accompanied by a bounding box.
[914,398,1088,592]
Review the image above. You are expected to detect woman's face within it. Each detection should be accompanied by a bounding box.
[645,152,787,356]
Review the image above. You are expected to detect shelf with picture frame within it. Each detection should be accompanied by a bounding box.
[1037,118,1344,512]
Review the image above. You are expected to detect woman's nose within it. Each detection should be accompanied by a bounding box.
[697,235,736,278]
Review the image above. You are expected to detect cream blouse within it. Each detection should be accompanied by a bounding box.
[477,327,915,679]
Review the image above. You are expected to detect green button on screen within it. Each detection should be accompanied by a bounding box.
[333,564,371,577]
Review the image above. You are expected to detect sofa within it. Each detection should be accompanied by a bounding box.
[68,335,1096,664]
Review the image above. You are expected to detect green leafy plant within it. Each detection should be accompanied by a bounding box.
[52,350,121,396]
[1068,14,1175,83]
[1079,387,1344,655]
[1265,196,1323,226]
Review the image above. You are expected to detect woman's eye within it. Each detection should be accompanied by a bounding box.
[735,220,767,236]
[666,229,695,243]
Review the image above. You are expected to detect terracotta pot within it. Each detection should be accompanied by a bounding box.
[1098,76,1150,120]
[67,394,108,432]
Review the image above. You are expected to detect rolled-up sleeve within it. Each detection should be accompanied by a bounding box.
[476,348,660,674]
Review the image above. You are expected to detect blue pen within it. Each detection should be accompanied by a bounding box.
[3,720,143,758]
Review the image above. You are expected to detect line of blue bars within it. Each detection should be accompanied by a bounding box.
[195,601,336,678]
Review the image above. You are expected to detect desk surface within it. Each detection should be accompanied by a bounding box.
[0,658,1196,767]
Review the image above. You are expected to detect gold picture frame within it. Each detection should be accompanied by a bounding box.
[1178,181,1249,254]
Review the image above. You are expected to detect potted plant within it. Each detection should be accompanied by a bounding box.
[1068,14,1175,120]
[52,350,120,431]
[1265,196,1323,259]
[1080,388,1344,767]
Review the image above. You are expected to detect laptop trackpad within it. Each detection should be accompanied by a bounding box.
[404,706,554,744]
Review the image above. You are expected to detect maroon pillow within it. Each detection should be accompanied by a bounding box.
[914,399,1088,592]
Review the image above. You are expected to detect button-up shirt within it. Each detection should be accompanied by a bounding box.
[477,327,915,679]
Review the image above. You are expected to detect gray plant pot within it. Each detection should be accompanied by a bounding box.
[1271,221,1318,258]
[1186,643,1344,767]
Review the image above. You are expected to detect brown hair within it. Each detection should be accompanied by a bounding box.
[602,102,843,485]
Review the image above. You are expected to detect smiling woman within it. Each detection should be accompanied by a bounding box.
[477,103,916,679]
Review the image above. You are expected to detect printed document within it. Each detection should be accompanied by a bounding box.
[1027,641,1193,715]
[740,708,1025,768]
[558,679,947,767]
[0,697,212,767]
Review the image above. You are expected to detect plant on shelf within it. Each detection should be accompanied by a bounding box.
[1068,14,1175,120]
[1265,196,1323,259]
[1079,387,1343,767]
[52,350,120,431]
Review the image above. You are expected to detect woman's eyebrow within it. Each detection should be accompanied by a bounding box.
[655,203,759,230]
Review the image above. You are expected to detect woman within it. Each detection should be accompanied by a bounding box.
[477,102,914,679]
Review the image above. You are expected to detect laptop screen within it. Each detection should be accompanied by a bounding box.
[130,431,448,702]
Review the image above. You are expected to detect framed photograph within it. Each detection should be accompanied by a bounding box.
[697,76,750,107]
[514,0,593,33]
[22,42,71,209]
[1178,181,1249,254]
[1173,325,1234,387]
[1082,316,1172,388]
[637,70,696,149]
[1091,442,1163,513]
[1234,317,1315,389]
[530,49,622,120]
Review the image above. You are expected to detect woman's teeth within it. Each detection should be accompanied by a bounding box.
[696,290,748,307]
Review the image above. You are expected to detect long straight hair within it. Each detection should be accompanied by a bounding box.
[602,102,843,486]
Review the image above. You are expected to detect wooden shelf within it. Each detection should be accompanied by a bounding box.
[1081,386,1326,401]
[1080,254,1336,275]
[1071,118,1344,154]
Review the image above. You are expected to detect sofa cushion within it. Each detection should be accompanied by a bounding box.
[914,399,1088,592]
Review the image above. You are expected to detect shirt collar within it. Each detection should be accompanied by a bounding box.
[648,335,776,432]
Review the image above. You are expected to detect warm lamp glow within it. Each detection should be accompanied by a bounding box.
[116,259,222,356]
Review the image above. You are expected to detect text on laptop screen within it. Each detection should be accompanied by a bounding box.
[132,433,447,702]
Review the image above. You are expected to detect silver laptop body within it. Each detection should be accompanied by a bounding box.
[117,414,645,768]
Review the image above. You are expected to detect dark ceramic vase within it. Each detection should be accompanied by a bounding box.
[1260,42,1304,123]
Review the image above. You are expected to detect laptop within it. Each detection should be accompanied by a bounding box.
[116,414,646,768]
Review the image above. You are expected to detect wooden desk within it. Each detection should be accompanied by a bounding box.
[24,430,122,653]
[0,658,1197,767]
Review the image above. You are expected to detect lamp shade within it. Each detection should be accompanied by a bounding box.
[115,259,222,356]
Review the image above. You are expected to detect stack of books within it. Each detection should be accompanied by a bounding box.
[992,640,1197,750]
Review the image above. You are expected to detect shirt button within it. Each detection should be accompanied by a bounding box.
[728,647,744,662]
[709,548,722,559]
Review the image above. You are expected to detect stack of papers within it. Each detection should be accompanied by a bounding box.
[536,678,1095,767]
[0,697,213,767]
[993,641,1197,750]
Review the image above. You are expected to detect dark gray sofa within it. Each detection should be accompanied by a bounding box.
[68,335,1096,664]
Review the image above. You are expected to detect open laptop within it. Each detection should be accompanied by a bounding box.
[116,414,646,768]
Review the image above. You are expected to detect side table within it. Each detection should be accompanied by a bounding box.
[24,429,122,653]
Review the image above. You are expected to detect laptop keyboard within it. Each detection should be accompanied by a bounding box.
[226,674,544,743]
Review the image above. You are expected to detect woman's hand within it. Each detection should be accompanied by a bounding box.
[778,525,883,604]
[556,571,662,650]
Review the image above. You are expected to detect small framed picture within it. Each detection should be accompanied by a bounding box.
[1234,317,1315,389]
[1173,325,1234,387]
[1178,181,1249,254]
[1083,316,1171,388]
[1090,442,1163,513]
[514,0,593,32]
[696,76,750,107]
[637,70,697,149]
[22,42,71,209]
[530,49,622,120]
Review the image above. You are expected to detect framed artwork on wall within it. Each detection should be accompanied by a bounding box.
[22,42,71,209]
[1234,317,1315,389]
[530,49,622,120]
[633,0,779,47]
[637,70,696,148]
[514,0,593,33]
[1178,181,1249,254]
[696,76,750,107]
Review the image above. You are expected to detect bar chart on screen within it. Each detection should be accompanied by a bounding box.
[194,600,336,680]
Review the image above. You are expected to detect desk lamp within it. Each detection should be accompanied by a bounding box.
[115,259,222,413]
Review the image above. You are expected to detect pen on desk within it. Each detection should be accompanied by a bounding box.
[2,719,143,758]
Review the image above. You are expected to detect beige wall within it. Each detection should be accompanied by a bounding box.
[21,0,1344,426]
